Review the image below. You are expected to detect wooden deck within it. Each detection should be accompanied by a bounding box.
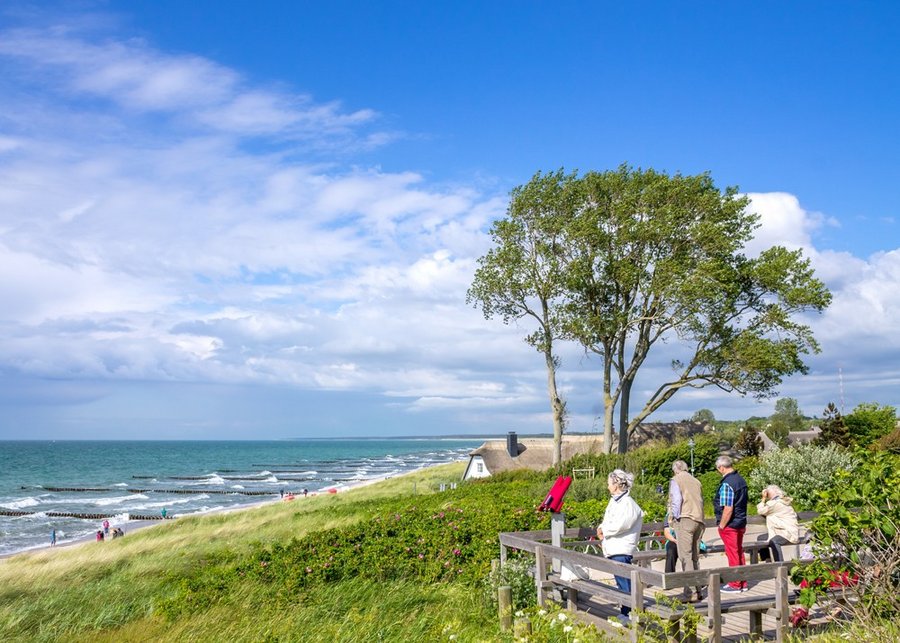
[499,515,838,642]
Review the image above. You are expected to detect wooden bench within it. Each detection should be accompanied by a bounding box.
[501,524,808,643]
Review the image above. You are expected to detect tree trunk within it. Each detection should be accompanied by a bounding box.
[545,349,565,466]
[602,359,614,454]
[617,377,631,454]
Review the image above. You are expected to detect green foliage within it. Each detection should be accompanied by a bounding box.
[791,451,900,619]
[734,424,763,457]
[768,397,804,446]
[844,402,897,447]
[733,455,759,479]
[483,556,536,612]
[516,604,605,641]
[697,471,724,511]
[554,436,720,487]
[814,401,850,447]
[747,444,858,511]
[691,408,715,424]
[155,481,548,619]
[470,165,831,454]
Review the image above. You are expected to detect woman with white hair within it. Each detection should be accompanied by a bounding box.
[757,484,800,562]
[596,469,644,624]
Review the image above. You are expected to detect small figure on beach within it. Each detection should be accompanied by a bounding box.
[102,519,110,537]
[95,530,104,542]
[303,488,308,497]
[111,527,125,539]
[160,507,167,519]
[279,489,284,499]
[50,528,56,547]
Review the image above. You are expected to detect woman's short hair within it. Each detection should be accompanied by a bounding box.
[765,484,785,498]
[608,469,635,491]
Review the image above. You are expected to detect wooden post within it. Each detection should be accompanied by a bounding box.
[513,617,532,636]
[491,558,500,575]
[551,512,565,573]
[500,542,508,565]
[775,565,789,643]
[498,585,512,631]
[707,572,722,643]
[535,545,546,607]
[629,568,643,643]
[567,587,577,612]
[749,609,763,636]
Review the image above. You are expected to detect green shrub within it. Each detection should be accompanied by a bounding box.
[747,444,858,511]
[554,436,719,487]
[791,451,900,620]
[734,425,763,457]
[483,555,536,611]
[845,402,897,447]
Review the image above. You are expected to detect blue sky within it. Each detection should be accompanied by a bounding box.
[1,2,898,439]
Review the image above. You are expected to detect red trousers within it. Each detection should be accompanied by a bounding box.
[718,526,747,589]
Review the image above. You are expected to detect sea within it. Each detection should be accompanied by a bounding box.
[0,438,483,556]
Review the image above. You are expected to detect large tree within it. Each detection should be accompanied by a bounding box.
[467,170,577,465]
[768,397,805,445]
[558,166,831,452]
[471,166,831,455]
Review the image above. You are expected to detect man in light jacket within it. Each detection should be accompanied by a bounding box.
[668,459,705,601]
[757,484,800,562]
[597,469,644,624]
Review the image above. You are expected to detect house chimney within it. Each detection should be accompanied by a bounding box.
[507,431,518,458]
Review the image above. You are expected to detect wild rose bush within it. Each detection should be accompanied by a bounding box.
[159,481,548,617]
[158,475,669,619]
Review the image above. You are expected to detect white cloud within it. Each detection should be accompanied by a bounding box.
[0,19,898,438]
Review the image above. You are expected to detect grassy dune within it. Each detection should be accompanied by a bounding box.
[1,463,485,642]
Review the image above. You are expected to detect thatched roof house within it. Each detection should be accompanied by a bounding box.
[759,427,822,451]
[462,432,604,480]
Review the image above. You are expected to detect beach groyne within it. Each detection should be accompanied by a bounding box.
[0,509,172,520]
[32,487,279,496]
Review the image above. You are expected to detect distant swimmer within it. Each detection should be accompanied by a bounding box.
[161,507,167,519]
[50,529,56,547]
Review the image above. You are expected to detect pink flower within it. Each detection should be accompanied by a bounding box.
[418,553,425,559]
[453,548,461,556]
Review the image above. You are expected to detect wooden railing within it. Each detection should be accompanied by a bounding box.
[499,514,815,643]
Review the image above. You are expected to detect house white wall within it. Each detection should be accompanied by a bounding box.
[463,455,490,480]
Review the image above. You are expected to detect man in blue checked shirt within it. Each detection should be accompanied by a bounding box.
[713,455,749,592]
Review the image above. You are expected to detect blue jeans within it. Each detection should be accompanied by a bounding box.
[608,554,634,616]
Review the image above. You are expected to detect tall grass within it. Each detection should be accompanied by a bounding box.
[0,463,474,642]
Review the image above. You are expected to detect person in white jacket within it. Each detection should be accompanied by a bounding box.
[756,485,800,562]
[596,469,644,621]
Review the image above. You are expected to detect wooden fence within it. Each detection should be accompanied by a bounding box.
[499,514,815,642]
